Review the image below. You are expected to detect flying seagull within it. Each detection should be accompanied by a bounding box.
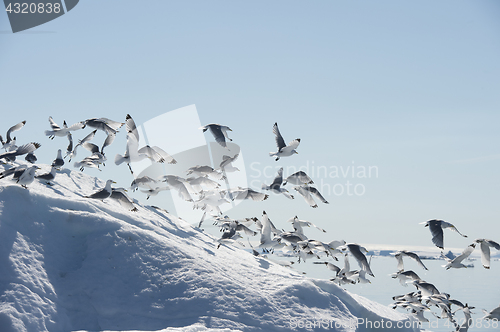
[393,250,428,271]
[283,171,314,186]
[262,167,294,199]
[474,239,500,269]
[441,244,475,270]
[346,243,375,277]
[85,179,116,201]
[115,114,176,174]
[293,185,328,208]
[200,124,233,148]
[1,120,26,151]
[420,219,467,249]
[66,129,97,161]
[44,117,84,139]
[269,122,300,161]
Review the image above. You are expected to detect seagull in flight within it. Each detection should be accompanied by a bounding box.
[474,238,500,269]
[269,122,300,161]
[393,250,428,271]
[283,171,313,186]
[293,185,328,208]
[441,244,475,270]
[200,124,233,148]
[346,243,375,277]
[0,142,41,162]
[262,167,294,199]
[420,219,467,249]
[1,120,26,151]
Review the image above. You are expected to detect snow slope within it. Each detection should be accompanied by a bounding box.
[0,164,420,332]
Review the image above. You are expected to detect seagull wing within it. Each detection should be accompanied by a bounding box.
[453,244,476,264]
[82,142,100,154]
[125,114,140,142]
[13,142,41,156]
[272,122,286,151]
[347,244,375,277]
[428,220,444,249]
[151,146,177,164]
[6,121,26,141]
[101,133,116,154]
[208,125,227,148]
[48,117,60,130]
[245,189,268,201]
[405,251,429,270]
[294,186,317,208]
[111,189,138,211]
[480,241,491,269]
[395,253,404,271]
[270,167,284,188]
[307,186,329,204]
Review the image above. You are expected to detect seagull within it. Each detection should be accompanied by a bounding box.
[200,124,233,148]
[0,164,27,180]
[293,185,328,208]
[474,239,500,269]
[110,188,138,211]
[0,142,41,162]
[269,122,300,161]
[258,211,281,251]
[51,149,64,168]
[412,280,440,297]
[160,175,193,202]
[393,250,428,271]
[186,165,225,180]
[84,117,124,135]
[261,167,294,199]
[115,114,176,174]
[66,130,97,161]
[482,304,500,321]
[1,120,26,151]
[16,165,40,188]
[44,117,84,139]
[85,179,116,201]
[186,176,220,194]
[130,175,159,192]
[390,270,422,286]
[25,152,37,164]
[218,154,239,172]
[289,216,327,233]
[346,243,375,277]
[217,221,242,249]
[421,219,467,249]
[35,166,57,185]
[140,185,170,200]
[228,187,269,201]
[441,244,476,270]
[283,171,313,186]
[456,304,475,332]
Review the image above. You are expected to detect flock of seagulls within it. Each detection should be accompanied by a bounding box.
[0,117,498,330]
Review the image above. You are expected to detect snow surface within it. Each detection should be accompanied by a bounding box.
[0,164,420,332]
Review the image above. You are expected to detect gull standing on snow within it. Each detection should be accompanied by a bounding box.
[16,165,40,189]
[35,166,57,185]
[474,239,500,269]
[393,250,428,271]
[1,120,26,151]
[262,167,294,199]
[52,149,64,169]
[269,122,300,161]
[441,244,476,270]
[421,219,467,249]
[85,179,116,201]
[293,185,329,208]
[110,188,138,211]
[115,114,176,174]
[200,123,233,148]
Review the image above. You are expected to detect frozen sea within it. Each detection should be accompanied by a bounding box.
[297,255,500,332]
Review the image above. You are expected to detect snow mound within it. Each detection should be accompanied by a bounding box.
[0,166,420,332]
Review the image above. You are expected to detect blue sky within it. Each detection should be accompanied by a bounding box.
[1,0,499,249]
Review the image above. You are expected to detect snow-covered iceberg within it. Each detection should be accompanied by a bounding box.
[0,166,420,332]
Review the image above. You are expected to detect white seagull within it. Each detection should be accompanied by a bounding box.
[269,122,300,161]
[85,180,116,201]
[44,117,84,139]
[441,244,476,270]
[1,120,26,151]
[16,165,40,188]
[474,238,500,269]
[346,243,375,277]
[393,250,428,271]
[293,185,329,208]
[283,171,314,186]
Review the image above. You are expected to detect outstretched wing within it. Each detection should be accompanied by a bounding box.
[273,122,286,151]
